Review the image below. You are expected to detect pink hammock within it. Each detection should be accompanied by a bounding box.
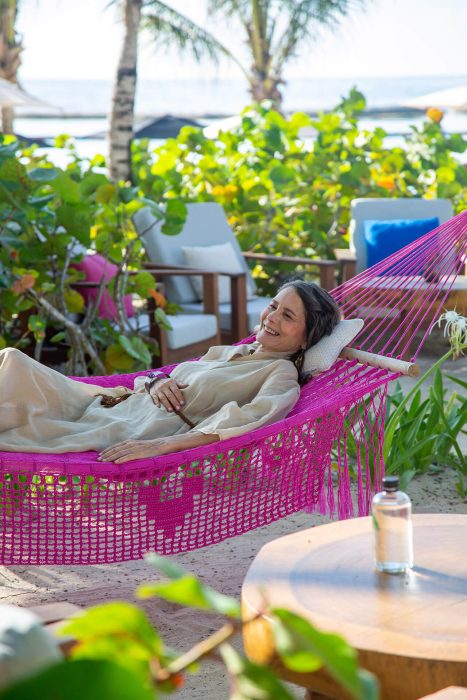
[1,210,466,565]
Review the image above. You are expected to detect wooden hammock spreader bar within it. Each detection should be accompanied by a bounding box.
[340,347,420,377]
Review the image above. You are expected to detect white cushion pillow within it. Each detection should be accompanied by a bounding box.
[303,318,364,377]
[182,242,255,303]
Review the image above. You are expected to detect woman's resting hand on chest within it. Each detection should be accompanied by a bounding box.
[148,377,189,412]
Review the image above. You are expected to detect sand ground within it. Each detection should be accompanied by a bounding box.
[0,341,466,699]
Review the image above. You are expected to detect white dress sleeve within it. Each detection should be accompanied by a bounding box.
[194,361,300,440]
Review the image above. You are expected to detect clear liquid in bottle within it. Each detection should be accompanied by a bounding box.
[372,475,413,574]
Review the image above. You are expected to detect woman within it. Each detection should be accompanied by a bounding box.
[0,281,340,463]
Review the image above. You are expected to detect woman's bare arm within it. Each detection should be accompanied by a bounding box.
[98,431,220,464]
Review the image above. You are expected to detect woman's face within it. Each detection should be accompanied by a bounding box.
[256,287,307,354]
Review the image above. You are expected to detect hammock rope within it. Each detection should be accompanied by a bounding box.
[1,210,466,564]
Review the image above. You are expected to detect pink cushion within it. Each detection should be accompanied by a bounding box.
[73,254,134,320]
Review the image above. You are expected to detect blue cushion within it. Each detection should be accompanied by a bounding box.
[363,217,439,269]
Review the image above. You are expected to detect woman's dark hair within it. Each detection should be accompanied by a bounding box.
[279,280,341,380]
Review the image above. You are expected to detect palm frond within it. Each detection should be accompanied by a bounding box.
[141,0,239,65]
[272,0,365,73]
[207,0,253,19]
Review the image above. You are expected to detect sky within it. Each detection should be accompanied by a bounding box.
[17,0,467,81]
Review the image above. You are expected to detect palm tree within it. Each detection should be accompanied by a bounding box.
[208,0,364,106]
[109,0,236,182]
[0,0,22,133]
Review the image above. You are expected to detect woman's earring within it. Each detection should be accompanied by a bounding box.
[295,347,305,375]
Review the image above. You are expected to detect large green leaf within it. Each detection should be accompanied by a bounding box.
[272,609,379,700]
[220,643,295,700]
[28,167,60,182]
[0,659,154,700]
[161,199,187,236]
[141,554,241,617]
[269,165,296,189]
[52,172,81,204]
[132,271,156,297]
[118,335,152,366]
[61,602,163,658]
[138,575,240,617]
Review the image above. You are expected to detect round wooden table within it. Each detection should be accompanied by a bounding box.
[242,514,467,700]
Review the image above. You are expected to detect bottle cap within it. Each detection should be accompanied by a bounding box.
[382,475,399,491]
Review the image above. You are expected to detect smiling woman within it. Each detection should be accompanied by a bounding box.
[0,281,340,464]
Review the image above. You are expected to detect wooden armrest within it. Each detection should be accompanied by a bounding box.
[143,267,218,278]
[142,261,195,270]
[333,249,357,282]
[143,268,219,316]
[243,252,337,291]
[334,248,356,261]
[243,252,336,267]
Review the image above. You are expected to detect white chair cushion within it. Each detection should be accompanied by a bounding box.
[133,203,257,304]
[183,296,270,333]
[303,318,364,376]
[127,312,218,350]
[182,242,256,302]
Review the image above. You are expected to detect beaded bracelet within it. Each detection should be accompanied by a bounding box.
[144,371,170,394]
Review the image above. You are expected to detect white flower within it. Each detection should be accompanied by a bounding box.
[432,309,467,359]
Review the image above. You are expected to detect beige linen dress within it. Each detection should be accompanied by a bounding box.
[0,345,300,453]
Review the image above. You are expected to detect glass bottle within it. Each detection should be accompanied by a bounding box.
[372,475,413,574]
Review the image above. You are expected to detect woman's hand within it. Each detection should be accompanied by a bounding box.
[98,437,174,464]
[150,377,189,412]
[98,432,220,464]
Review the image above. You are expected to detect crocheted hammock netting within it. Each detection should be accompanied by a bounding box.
[1,210,466,564]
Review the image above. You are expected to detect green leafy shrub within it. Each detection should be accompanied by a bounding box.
[384,313,467,495]
[132,90,467,295]
[0,135,181,374]
[385,370,467,493]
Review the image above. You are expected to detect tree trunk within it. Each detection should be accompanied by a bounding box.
[1,103,13,133]
[249,74,283,107]
[248,0,282,109]
[108,0,142,183]
[0,1,22,135]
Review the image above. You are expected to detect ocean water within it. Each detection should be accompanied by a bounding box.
[13,75,467,164]
[21,75,467,118]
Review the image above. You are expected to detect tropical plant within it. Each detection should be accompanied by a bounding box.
[108,0,234,182]
[333,312,467,496]
[0,134,180,374]
[208,0,366,107]
[132,92,467,296]
[383,311,467,494]
[384,370,467,494]
[0,555,379,700]
[0,0,22,133]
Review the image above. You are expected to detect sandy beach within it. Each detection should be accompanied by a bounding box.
[1,344,466,699]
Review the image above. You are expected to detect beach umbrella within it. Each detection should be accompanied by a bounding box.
[86,114,202,140]
[0,77,58,134]
[0,77,52,110]
[203,115,242,139]
[134,115,201,138]
[403,85,467,112]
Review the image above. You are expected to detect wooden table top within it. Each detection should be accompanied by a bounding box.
[242,514,467,700]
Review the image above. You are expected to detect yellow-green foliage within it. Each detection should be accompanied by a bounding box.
[132,89,467,295]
